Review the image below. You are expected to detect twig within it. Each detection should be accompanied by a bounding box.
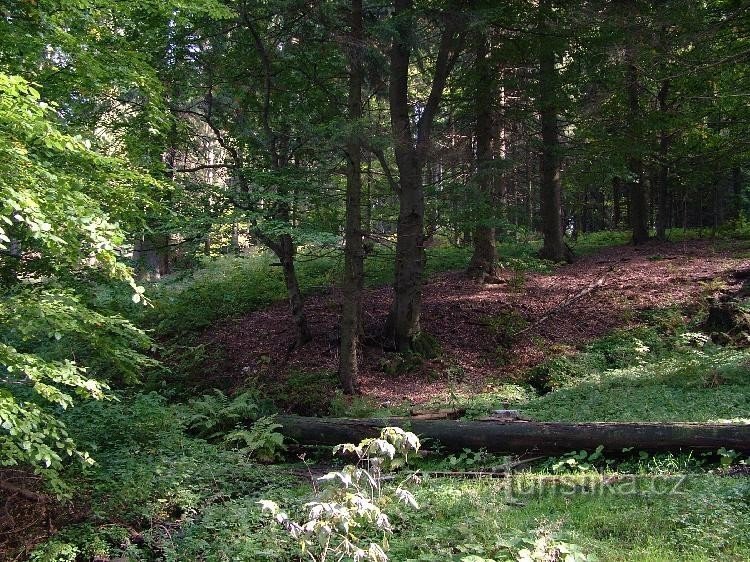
[515,268,613,337]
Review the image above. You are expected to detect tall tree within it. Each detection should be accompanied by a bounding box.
[339,0,365,394]
[623,23,650,245]
[384,0,462,351]
[466,32,499,280]
[537,0,573,262]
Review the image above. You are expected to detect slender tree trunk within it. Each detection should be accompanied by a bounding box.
[339,0,364,394]
[624,37,649,245]
[655,79,671,241]
[230,222,240,252]
[467,34,498,281]
[384,0,459,351]
[612,176,622,228]
[276,233,311,348]
[133,234,170,280]
[732,167,743,219]
[537,0,572,263]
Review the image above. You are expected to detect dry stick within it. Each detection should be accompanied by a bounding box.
[515,268,613,338]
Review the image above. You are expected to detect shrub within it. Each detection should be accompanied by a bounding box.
[259,427,422,562]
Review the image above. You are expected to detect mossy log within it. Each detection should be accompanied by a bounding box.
[276,416,750,454]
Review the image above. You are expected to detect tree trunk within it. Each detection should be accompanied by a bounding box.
[338,0,364,395]
[133,234,170,280]
[277,233,311,348]
[624,37,649,245]
[384,0,459,351]
[537,0,572,263]
[655,79,671,241]
[612,176,622,228]
[385,167,425,351]
[276,415,750,454]
[230,222,240,253]
[467,34,498,281]
[732,167,743,219]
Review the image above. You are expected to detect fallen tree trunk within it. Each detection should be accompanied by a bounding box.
[276,416,750,454]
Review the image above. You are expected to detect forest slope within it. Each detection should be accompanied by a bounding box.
[200,239,750,406]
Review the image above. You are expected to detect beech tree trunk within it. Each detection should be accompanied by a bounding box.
[384,0,460,351]
[537,0,572,263]
[338,0,364,395]
[467,34,498,281]
[276,416,750,454]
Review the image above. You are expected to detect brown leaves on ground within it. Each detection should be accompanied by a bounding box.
[0,469,89,561]
[200,240,750,407]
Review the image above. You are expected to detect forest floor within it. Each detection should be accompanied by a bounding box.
[8,236,750,561]
[204,238,750,408]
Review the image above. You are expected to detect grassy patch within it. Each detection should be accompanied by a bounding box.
[522,347,750,423]
[384,474,750,562]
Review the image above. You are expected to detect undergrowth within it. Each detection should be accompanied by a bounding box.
[416,307,750,424]
[24,236,750,561]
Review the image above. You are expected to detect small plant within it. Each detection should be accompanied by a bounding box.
[699,278,727,297]
[446,448,493,470]
[717,447,741,468]
[224,415,286,462]
[549,446,611,474]
[483,310,528,347]
[277,370,340,415]
[259,427,422,562]
[527,356,583,394]
[510,526,592,562]
[468,524,593,562]
[508,267,527,293]
[185,389,271,440]
[329,391,379,418]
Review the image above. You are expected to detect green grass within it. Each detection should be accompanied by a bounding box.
[522,347,750,423]
[401,319,750,424]
[385,474,750,561]
[39,389,749,562]
[37,234,749,561]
